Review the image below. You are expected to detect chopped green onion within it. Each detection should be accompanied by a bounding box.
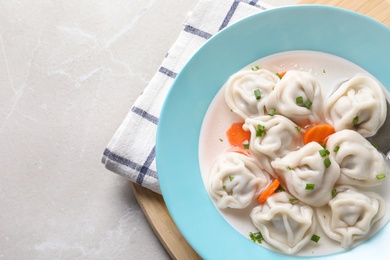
[296,96,303,104]
[305,183,315,190]
[229,176,234,182]
[311,234,320,243]
[268,108,276,116]
[275,184,286,193]
[286,166,292,170]
[243,142,250,149]
[323,157,331,168]
[319,149,329,157]
[331,188,337,198]
[254,89,261,100]
[219,138,223,142]
[333,146,340,153]
[295,126,301,132]
[353,116,359,128]
[276,72,282,79]
[296,96,312,108]
[322,69,327,74]
[256,124,266,137]
[251,65,260,71]
[223,185,226,190]
[376,174,386,180]
[305,99,313,109]
[249,231,263,244]
[289,198,298,204]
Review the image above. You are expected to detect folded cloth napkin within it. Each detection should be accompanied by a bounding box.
[102,0,275,194]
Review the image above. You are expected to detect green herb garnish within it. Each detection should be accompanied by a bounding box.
[353,116,359,128]
[251,66,260,71]
[268,108,276,116]
[305,183,315,190]
[296,96,312,109]
[319,149,330,157]
[296,96,303,104]
[323,157,331,168]
[275,184,286,193]
[333,146,340,153]
[249,231,263,244]
[376,174,386,180]
[256,124,266,137]
[311,234,320,243]
[305,99,313,109]
[254,89,261,100]
[229,176,234,182]
[331,188,337,198]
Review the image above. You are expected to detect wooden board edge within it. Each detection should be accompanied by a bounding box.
[131,182,202,260]
[298,0,390,27]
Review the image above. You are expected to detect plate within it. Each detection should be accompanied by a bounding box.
[156,5,390,259]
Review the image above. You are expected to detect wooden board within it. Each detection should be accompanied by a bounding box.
[131,183,201,259]
[131,1,390,259]
[298,0,390,26]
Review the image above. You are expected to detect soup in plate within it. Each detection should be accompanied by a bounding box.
[199,51,390,256]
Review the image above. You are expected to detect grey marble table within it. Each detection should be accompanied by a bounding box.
[0,0,296,259]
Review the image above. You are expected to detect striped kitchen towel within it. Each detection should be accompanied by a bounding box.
[102,0,274,194]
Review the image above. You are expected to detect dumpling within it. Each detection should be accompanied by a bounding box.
[243,115,303,175]
[208,152,271,209]
[271,142,340,207]
[266,70,323,126]
[327,129,389,186]
[323,75,387,137]
[250,191,316,254]
[225,68,280,119]
[316,185,386,249]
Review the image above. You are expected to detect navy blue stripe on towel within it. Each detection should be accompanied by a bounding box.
[159,66,177,78]
[184,25,213,40]
[219,0,240,31]
[103,148,158,182]
[131,106,159,125]
[136,146,157,184]
[219,1,265,31]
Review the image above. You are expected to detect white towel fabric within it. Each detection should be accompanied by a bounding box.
[102,0,275,194]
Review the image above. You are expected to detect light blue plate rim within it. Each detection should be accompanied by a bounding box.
[156,5,390,260]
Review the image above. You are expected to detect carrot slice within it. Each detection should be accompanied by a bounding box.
[277,71,287,79]
[303,124,335,145]
[257,179,280,204]
[226,122,251,146]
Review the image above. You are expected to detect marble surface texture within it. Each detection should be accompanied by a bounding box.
[0,0,296,259]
